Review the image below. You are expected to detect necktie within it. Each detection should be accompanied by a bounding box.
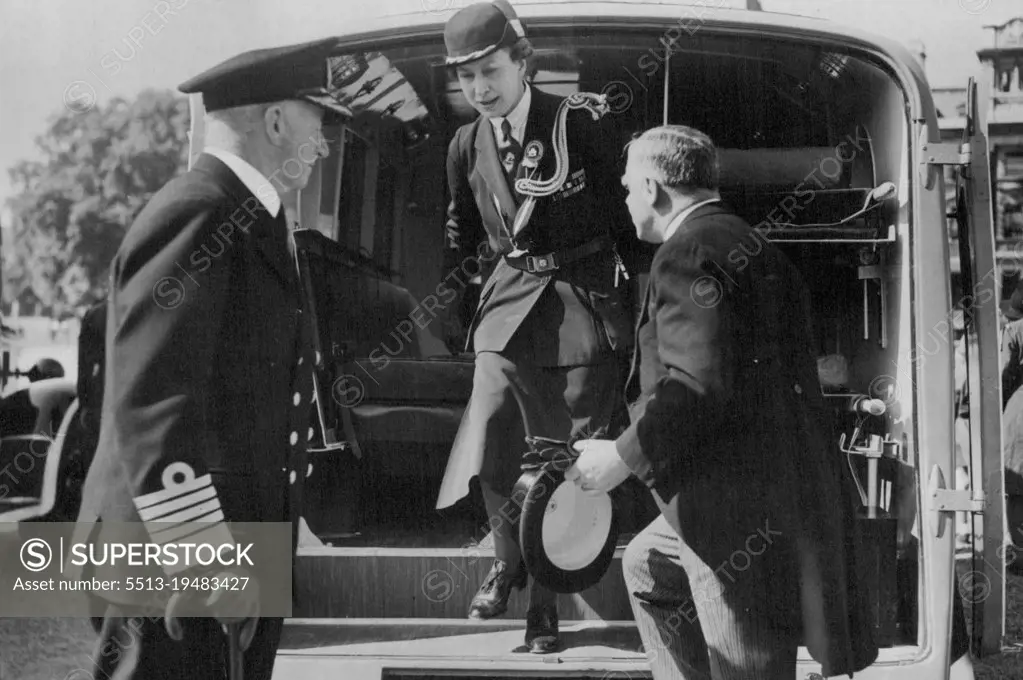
[498,118,522,175]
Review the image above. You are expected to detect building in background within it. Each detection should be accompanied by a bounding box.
[937,17,1023,303]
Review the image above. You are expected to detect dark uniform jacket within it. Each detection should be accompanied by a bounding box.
[73,154,315,598]
[615,203,878,677]
[444,87,633,367]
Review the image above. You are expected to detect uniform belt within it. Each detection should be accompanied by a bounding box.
[504,238,606,274]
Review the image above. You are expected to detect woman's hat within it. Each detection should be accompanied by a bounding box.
[444,1,526,67]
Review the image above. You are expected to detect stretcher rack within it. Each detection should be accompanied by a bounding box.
[722,184,896,244]
[762,223,895,243]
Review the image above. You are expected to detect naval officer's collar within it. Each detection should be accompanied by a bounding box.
[663,196,721,242]
[203,147,282,218]
[488,84,531,144]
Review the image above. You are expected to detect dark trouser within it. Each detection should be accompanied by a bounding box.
[88,604,283,680]
[622,507,798,680]
[469,350,618,611]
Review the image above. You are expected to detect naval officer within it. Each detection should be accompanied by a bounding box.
[74,38,349,680]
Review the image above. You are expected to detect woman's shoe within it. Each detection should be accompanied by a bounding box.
[468,559,528,619]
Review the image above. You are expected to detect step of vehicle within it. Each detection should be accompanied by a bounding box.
[273,618,651,680]
[293,547,633,620]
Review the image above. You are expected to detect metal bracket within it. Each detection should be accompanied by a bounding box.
[921,141,972,167]
[932,488,986,513]
[857,264,899,348]
[918,124,973,191]
[928,464,985,538]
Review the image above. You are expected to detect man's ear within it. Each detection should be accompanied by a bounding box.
[642,177,660,207]
[263,104,286,146]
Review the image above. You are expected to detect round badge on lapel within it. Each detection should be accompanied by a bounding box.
[514,437,619,594]
[522,140,545,169]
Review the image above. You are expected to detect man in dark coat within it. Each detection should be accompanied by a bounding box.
[567,125,878,679]
[72,38,348,680]
[432,0,634,654]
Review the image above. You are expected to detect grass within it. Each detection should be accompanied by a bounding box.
[0,617,96,680]
[963,568,1023,680]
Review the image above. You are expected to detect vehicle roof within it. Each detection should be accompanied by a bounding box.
[321,1,912,63]
[301,1,929,95]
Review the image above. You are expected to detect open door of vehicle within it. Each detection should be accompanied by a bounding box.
[948,77,1005,658]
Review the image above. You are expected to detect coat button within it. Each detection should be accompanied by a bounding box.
[289,470,297,485]
[794,383,803,394]
[290,431,299,446]
[92,363,100,377]
[298,356,304,366]
[306,463,313,478]
[315,351,322,367]
[293,392,301,406]
[308,427,315,441]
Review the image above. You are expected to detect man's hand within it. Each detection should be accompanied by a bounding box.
[564,439,632,493]
[164,570,261,650]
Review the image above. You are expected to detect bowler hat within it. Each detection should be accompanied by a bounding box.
[178,37,352,119]
[444,1,526,67]
[513,436,618,594]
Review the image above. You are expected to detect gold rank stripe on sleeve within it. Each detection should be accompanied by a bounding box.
[131,462,235,575]
[146,509,227,545]
[135,480,219,520]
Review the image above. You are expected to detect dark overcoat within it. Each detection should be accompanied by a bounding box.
[74,154,315,593]
[443,86,634,367]
[615,203,879,677]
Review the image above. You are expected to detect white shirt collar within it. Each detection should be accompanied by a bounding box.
[488,85,531,144]
[663,197,721,242]
[203,147,282,218]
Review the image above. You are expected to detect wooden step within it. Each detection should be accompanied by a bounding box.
[294,547,633,620]
[273,618,652,680]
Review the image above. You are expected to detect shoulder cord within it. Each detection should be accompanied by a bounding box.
[513,92,610,198]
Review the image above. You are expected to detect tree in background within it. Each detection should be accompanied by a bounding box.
[3,89,189,318]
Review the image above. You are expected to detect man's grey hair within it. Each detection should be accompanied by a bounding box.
[626,125,719,191]
[205,103,270,134]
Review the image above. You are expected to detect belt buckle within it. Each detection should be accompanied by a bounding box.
[527,254,557,273]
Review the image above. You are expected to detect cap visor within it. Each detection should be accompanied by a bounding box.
[300,93,353,121]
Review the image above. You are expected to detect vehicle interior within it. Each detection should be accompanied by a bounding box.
[285,23,937,651]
